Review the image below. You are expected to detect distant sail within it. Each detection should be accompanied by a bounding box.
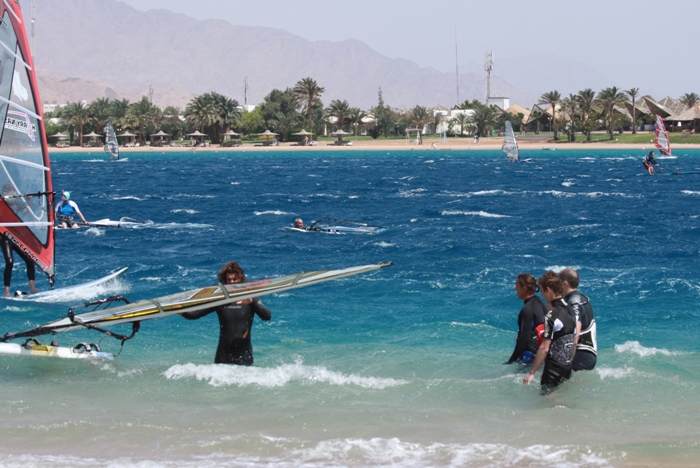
[654,115,672,156]
[0,2,55,282]
[502,121,519,162]
[104,122,119,160]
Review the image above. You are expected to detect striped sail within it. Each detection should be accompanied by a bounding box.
[654,115,671,156]
[0,1,54,282]
[502,121,519,162]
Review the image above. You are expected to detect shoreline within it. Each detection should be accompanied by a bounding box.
[49,139,700,153]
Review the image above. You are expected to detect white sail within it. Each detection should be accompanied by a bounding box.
[104,122,119,160]
[502,121,519,162]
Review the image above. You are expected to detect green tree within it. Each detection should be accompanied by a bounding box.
[59,101,90,145]
[126,96,160,144]
[626,88,640,134]
[370,88,395,138]
[240,107,265,135]
[405,105,431,144]
[348,107,367,136]
[679,92,700,109]
[326,99,351,131]
[293,77,325,132]
[561,94,578,142]
[467,103,499,138]
[88,97,112,135]
[184,94,216,135]
[449,111,470,136]
[576,88,597,141]
[539,90,561,140]
[260,88,299,134]
[596,87,629,140]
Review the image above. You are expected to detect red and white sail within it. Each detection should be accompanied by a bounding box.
[0,1,55,282]
[654,114,672,156]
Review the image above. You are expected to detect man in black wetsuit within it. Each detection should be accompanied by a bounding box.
[559,268,597,371]
[523,272,576,394]
[1,233,38,297]
[181,261,271,365]
[505,273,546,365]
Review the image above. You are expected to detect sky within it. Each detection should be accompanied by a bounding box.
[120,0,698,99]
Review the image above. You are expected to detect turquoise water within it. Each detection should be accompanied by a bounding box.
[1,149,700,467]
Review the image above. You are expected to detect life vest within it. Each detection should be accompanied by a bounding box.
[58,201,76,217]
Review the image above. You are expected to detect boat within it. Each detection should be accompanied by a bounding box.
[0,1,55,286]
[104,122,119,160]
[654,114,674,158]
[502,121,519,162]
[287,218,388,235]
[0,262,392,358]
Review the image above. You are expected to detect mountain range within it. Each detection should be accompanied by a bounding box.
[24,0,611,111]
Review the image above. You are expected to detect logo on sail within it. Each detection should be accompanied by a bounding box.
[12,70,28,101]
[5,110,36,141]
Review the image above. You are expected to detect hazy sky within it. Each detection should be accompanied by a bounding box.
[121,0,697,98]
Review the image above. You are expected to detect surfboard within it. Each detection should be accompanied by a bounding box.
[0,341,112,359]
[89,218,151,228]
[13,267,128,300]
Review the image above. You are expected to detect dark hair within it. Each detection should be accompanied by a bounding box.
[558,268,579,289]
[218,261,245,284]
[538,271,562,296]
[516,273,538,294]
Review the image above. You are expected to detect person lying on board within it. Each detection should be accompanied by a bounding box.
[0,234,39,297]
[54,191,87,228]
[180,261,272,365]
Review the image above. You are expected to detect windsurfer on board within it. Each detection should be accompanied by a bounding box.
[643,151,659,175]
[180,261,272,365]
[54,191,87,228]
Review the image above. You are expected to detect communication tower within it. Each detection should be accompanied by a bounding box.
[484,50,494,103]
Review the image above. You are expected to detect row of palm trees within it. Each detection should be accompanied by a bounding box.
[48,76,699,146]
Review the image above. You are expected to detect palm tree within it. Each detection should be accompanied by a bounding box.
[406,106,431,144]
[126,97,160,144]
[293,77,325,132]
[347,107,367,136]
[561,94,578,142]
[467,104,499,139]
[679,92,700,109]
[59,101,90,145]
[538,90,561,140]
[184,94,216,135]
[450,111,470,136]
[326,99,351,131]
[626,88,640,134]
[576,88,597,141]
[209,92,241,143]
[88,97,112,135]
[596,87,629,139]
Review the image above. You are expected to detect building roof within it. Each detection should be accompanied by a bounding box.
[666,106,700,121]
[505,104,530,124]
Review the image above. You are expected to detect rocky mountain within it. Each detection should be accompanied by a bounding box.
[24,0,607,111]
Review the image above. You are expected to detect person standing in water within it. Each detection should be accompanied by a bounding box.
[1,233,38,297]
[559,268,597,371]
[523,272,576,394]
[505,273,546,365]
[180,261,271,365]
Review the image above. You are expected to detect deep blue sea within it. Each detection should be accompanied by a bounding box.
[1,148,700,467]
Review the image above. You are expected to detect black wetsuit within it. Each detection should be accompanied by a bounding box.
[565,290,597,371]
[181,298,271,365]
[507,295,547,364]
[1,234,35,288]
[540,297,576,393]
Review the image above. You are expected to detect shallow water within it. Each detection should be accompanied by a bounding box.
[1,149,699,467]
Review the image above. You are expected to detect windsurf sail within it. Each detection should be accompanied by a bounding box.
[654,115,671,156]
[307,218,388,234]
[1,262,392,342]
[0,2,54,283]
[502,121,519,162]
[104,122,119,160]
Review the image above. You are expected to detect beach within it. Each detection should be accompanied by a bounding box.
[49,138,700,154]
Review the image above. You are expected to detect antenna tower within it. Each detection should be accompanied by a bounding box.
[454,27,459,105]
[484,50,494,104]
[244,76,249,107]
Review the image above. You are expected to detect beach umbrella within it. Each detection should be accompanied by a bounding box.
[82,131,101,139]
[49,132,69,140]
[292,129,313,136]
[258,129,278,137]
[223,130,240,141]
[330,129,352,143]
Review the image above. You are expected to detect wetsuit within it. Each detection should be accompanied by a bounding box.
[181,298,271,365]
[643,154,658,170]
[540,297,576,393]
[1,234,35,288]
[507,295,546,364]
[55,200,82,227]
[565,290,597,371]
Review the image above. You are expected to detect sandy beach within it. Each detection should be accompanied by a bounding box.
[50,138,700,154]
